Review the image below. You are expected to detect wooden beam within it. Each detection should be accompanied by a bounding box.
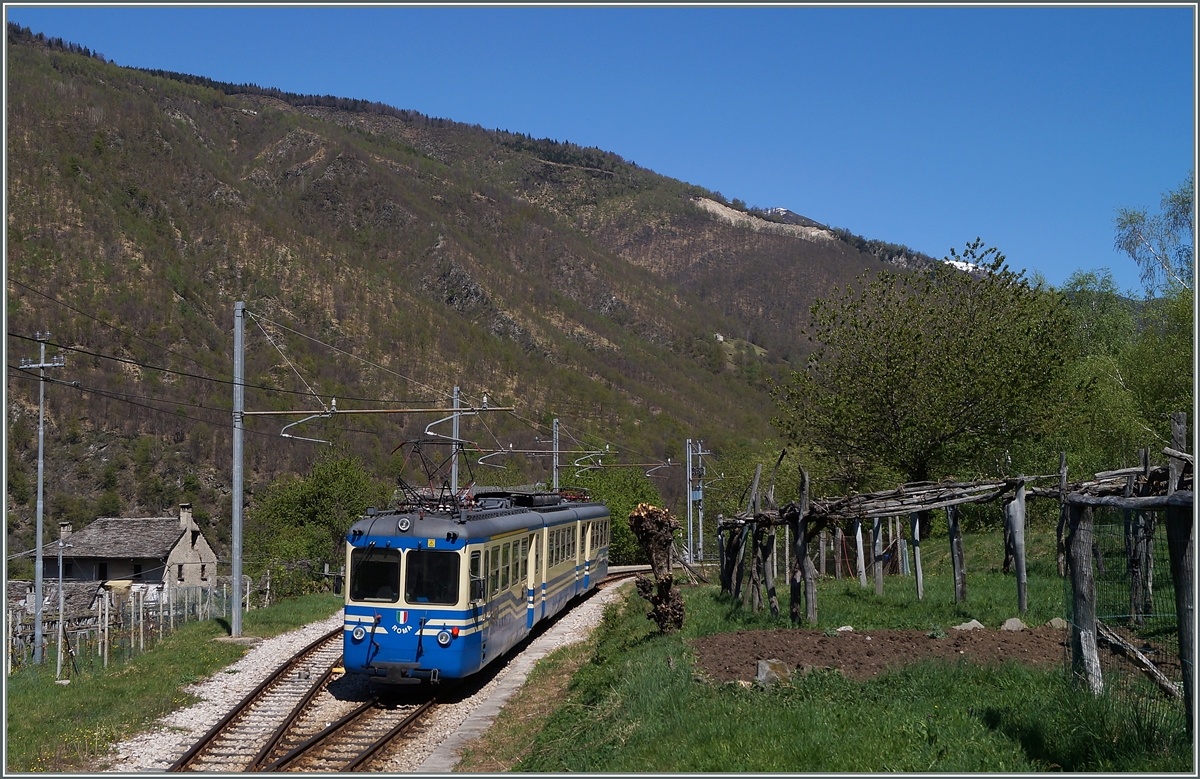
[1163,446,1193,465]
[1095,621,1181,701]
[1066,491,1193,510]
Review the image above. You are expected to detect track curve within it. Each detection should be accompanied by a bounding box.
[168,626,343,772]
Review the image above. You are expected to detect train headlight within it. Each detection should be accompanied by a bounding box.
[352,626,366,641]
[436,629,453,647]
[397,517,411,532]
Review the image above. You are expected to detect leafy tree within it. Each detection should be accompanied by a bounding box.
[1033,269,1148,473]
[1059,269,1137,359]
[1114,172,1194,293]
[771,240,1073,491]
[1119,286,1194,445]
[246,452,389,596]
[568,466,661,565]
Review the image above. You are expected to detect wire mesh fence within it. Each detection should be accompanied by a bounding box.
[1067,507,1188,734]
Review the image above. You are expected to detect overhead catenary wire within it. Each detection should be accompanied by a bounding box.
[10,314,674,480]
[250,314,328,412]
[246,311,453,402]
[6,369,386,441]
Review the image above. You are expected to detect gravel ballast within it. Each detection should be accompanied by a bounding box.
[95,582,630,772]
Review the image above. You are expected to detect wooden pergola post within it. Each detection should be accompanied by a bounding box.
[1056,452,1068,577]
[854,518,867,588]
[789,516,802,625]
[1003,482,1028,614]
[1166,411,1192,735]
[948,504,967,602]
[872,517,884,596]
[764,522,779,617]
[1165,502,1194,736]
[910,511,924,601]
[833,526,843,581]
[1067,502,1103,694]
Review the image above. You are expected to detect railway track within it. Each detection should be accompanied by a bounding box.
[170,573,627,773]
[261,692,438,772]
[168,626,344,772]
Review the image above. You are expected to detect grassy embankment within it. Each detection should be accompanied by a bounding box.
[458,528,1191,772]
[5,593,342,773]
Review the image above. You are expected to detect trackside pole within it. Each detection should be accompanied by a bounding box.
[232,301,245,638]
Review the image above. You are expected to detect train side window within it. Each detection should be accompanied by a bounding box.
[470,550,484,601]
[520,537,530,583]
[489,544,500,597]
[550,530,557,567]
[501,543,510,591]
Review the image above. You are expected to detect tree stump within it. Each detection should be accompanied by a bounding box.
[628,503,685,633]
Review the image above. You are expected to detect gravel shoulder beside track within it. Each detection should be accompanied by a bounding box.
[93,612,347,772]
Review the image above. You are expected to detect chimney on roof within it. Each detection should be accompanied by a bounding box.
[180,503,194,530]
[59,521,72,540]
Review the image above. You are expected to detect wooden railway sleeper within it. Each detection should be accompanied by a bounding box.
[259,695,380,772]
[168,626,342,772]
[340,698,437,772]
[248,655,343,771]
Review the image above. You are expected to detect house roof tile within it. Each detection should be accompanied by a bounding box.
[64,517,185,559]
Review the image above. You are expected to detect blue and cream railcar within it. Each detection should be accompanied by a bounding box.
[342,491,610,684]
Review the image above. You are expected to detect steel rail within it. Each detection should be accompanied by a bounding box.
[259,695,382,772]
[340,697,438,772]
[248,656,343,771]
[168,625,342,772]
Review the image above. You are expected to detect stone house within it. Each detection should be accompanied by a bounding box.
[46,503,218,587]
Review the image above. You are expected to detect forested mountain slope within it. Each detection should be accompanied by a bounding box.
[5,28,898,564]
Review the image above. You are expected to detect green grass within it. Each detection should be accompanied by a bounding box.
[513,529,1191,772]
[4,593,342,773]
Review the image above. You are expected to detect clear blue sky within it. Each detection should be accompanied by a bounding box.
[6,5,1195,293]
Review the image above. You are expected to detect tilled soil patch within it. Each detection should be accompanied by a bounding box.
[690,627,1068,683]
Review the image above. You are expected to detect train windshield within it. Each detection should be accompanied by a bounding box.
[349,548,400,603]
[404,550,460,605]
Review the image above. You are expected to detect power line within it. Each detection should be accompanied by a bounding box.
[8,278,217,373]
[7,368,385,441]
[6,332,437,406]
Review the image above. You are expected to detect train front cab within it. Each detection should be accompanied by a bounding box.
[343,539,481,684]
